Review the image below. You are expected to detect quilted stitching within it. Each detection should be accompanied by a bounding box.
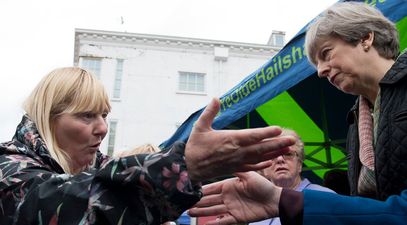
[374,52,407,200]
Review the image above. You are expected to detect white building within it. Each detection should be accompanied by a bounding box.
[73,28,284,156]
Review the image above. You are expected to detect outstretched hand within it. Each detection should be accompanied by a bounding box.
[185,98,296,182]
[188,172,281,224]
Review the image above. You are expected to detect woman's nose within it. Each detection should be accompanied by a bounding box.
[93,116,108,137]
[317,61,329,78]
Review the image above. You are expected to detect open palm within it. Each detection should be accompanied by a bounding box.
[185,98,295,182]
[189,172,281,224]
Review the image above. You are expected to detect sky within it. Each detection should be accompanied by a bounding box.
[0,0,338,142]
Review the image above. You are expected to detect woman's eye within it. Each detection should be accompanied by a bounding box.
[101,112,108,119]
[321,48,331,60]
[78,112,94,120]
[85,113,94,118]
[77,112,108,121]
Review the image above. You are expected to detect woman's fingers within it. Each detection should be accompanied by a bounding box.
[188,204,227,217]
[249,136,295,155]
[238,161,272,172]
[193,194,223,207]
[234,137,294,166]
[201,179,225,195]
[219,126,282,146]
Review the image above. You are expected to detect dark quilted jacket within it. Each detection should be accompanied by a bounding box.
[346,52,407,200]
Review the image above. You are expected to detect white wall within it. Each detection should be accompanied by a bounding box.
[75,30,279,155]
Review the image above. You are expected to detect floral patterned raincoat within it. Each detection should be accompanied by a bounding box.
[0,115,202,225]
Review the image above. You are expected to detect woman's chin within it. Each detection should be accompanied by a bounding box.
[78,157,96,169]
[337,83,355,95]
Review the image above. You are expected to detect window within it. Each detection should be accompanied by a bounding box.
[268,31,286,47]
[274,34,285,47]
[107,121,117,156]
[178,72,205,93]
[113,59,124,99]
[81,57,101,79]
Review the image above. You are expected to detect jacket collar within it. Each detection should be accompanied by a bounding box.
[380,51,407,85]
[3,115,65,173]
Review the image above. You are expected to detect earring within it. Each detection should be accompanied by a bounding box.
[363,45,370,52]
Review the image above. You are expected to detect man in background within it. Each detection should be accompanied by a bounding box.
[251,128,335,225]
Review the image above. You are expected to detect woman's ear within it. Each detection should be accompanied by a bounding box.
[362,32,374,48]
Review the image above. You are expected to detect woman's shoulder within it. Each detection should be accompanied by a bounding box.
[301,179,336,193]
[306,183,336,193]
[0,139,56,173]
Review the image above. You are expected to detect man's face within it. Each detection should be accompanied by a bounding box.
[263,145,302,187]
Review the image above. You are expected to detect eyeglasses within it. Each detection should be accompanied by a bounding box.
[271,151,298,161]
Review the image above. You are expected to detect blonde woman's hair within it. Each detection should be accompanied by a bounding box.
[24,67,111,174]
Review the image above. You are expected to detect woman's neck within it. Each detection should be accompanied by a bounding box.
[364,57,395,104]
[275,176,302,190]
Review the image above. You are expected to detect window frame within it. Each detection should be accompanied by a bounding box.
[107,120,118,156]
[177,71,206,95]
[113,59,124,99]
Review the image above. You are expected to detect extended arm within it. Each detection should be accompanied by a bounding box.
[0,97,295,225]
[189,171,407,225]
[300,189,407,225]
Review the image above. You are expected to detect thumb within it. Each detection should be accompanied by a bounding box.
[194,98,220,131]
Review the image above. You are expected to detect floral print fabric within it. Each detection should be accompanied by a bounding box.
[0,115,201,224]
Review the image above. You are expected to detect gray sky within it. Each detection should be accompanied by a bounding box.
[0,0,337,142]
